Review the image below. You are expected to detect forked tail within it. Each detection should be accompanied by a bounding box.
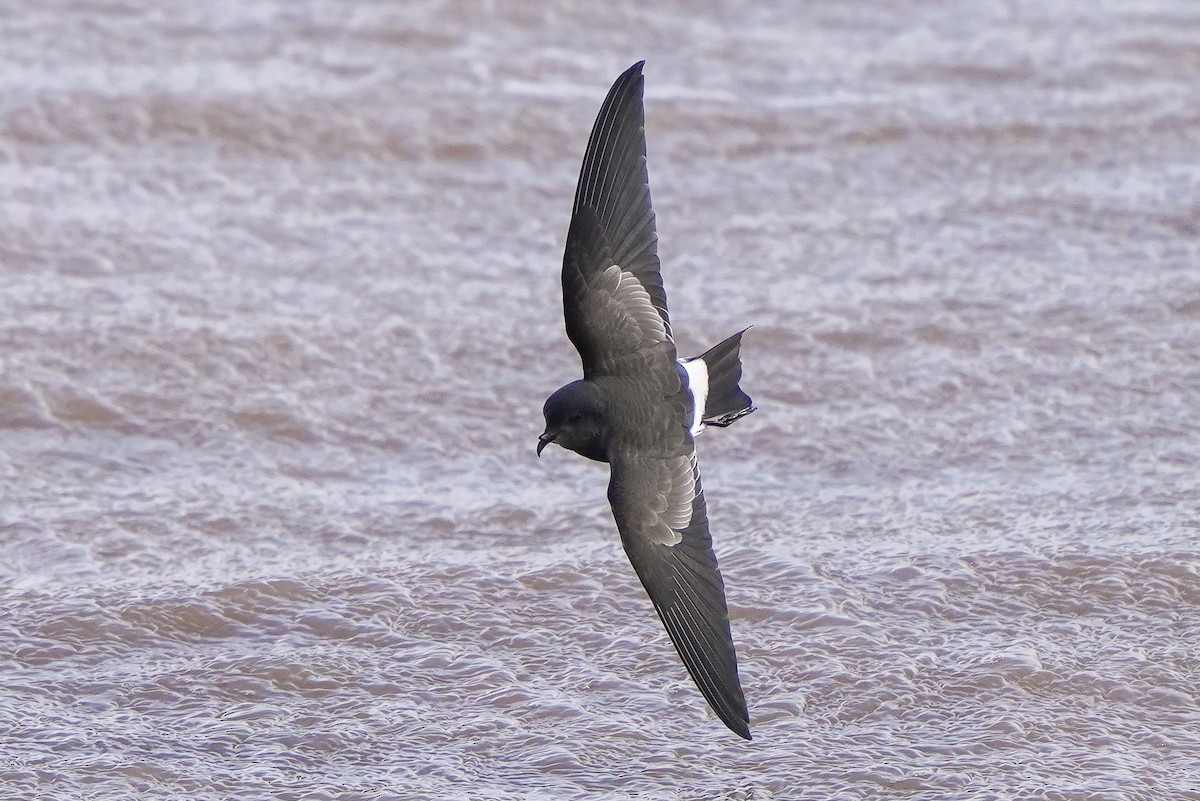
[683,329,755,431]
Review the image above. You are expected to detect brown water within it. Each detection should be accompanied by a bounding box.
[3,1,1200,798]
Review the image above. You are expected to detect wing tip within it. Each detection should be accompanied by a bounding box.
[706,683,751,739]
[617,61,646,102]
[614,61,646,97]
[716,692,753,741]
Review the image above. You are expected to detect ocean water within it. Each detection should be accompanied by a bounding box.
[2,1,1199,798]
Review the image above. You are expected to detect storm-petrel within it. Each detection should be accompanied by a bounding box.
[537,62,756,740]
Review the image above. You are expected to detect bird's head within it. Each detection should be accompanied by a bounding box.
[538,380,609,462]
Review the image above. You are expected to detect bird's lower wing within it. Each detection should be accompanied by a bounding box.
[607,449,751,739]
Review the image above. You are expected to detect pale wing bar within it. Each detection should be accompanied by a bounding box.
[563,209,673,377]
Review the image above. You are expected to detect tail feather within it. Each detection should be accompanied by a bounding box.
[692,328,755,428]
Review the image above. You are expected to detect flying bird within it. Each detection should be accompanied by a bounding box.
[537,61,756,740]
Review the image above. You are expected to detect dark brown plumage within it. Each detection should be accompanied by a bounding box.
[538,62,755,740]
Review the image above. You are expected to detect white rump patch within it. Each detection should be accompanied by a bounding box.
[601,264,670,345]
[680,357,709,436]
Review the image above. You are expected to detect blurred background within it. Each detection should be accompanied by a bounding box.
[2,1,1199,798]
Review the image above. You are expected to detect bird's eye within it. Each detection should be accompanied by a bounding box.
[569,412,584,422]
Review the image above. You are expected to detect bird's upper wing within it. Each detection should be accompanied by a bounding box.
[607,446,751,740]
[562,61,673,379]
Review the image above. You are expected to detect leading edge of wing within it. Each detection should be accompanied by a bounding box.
[608,451,752,739]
